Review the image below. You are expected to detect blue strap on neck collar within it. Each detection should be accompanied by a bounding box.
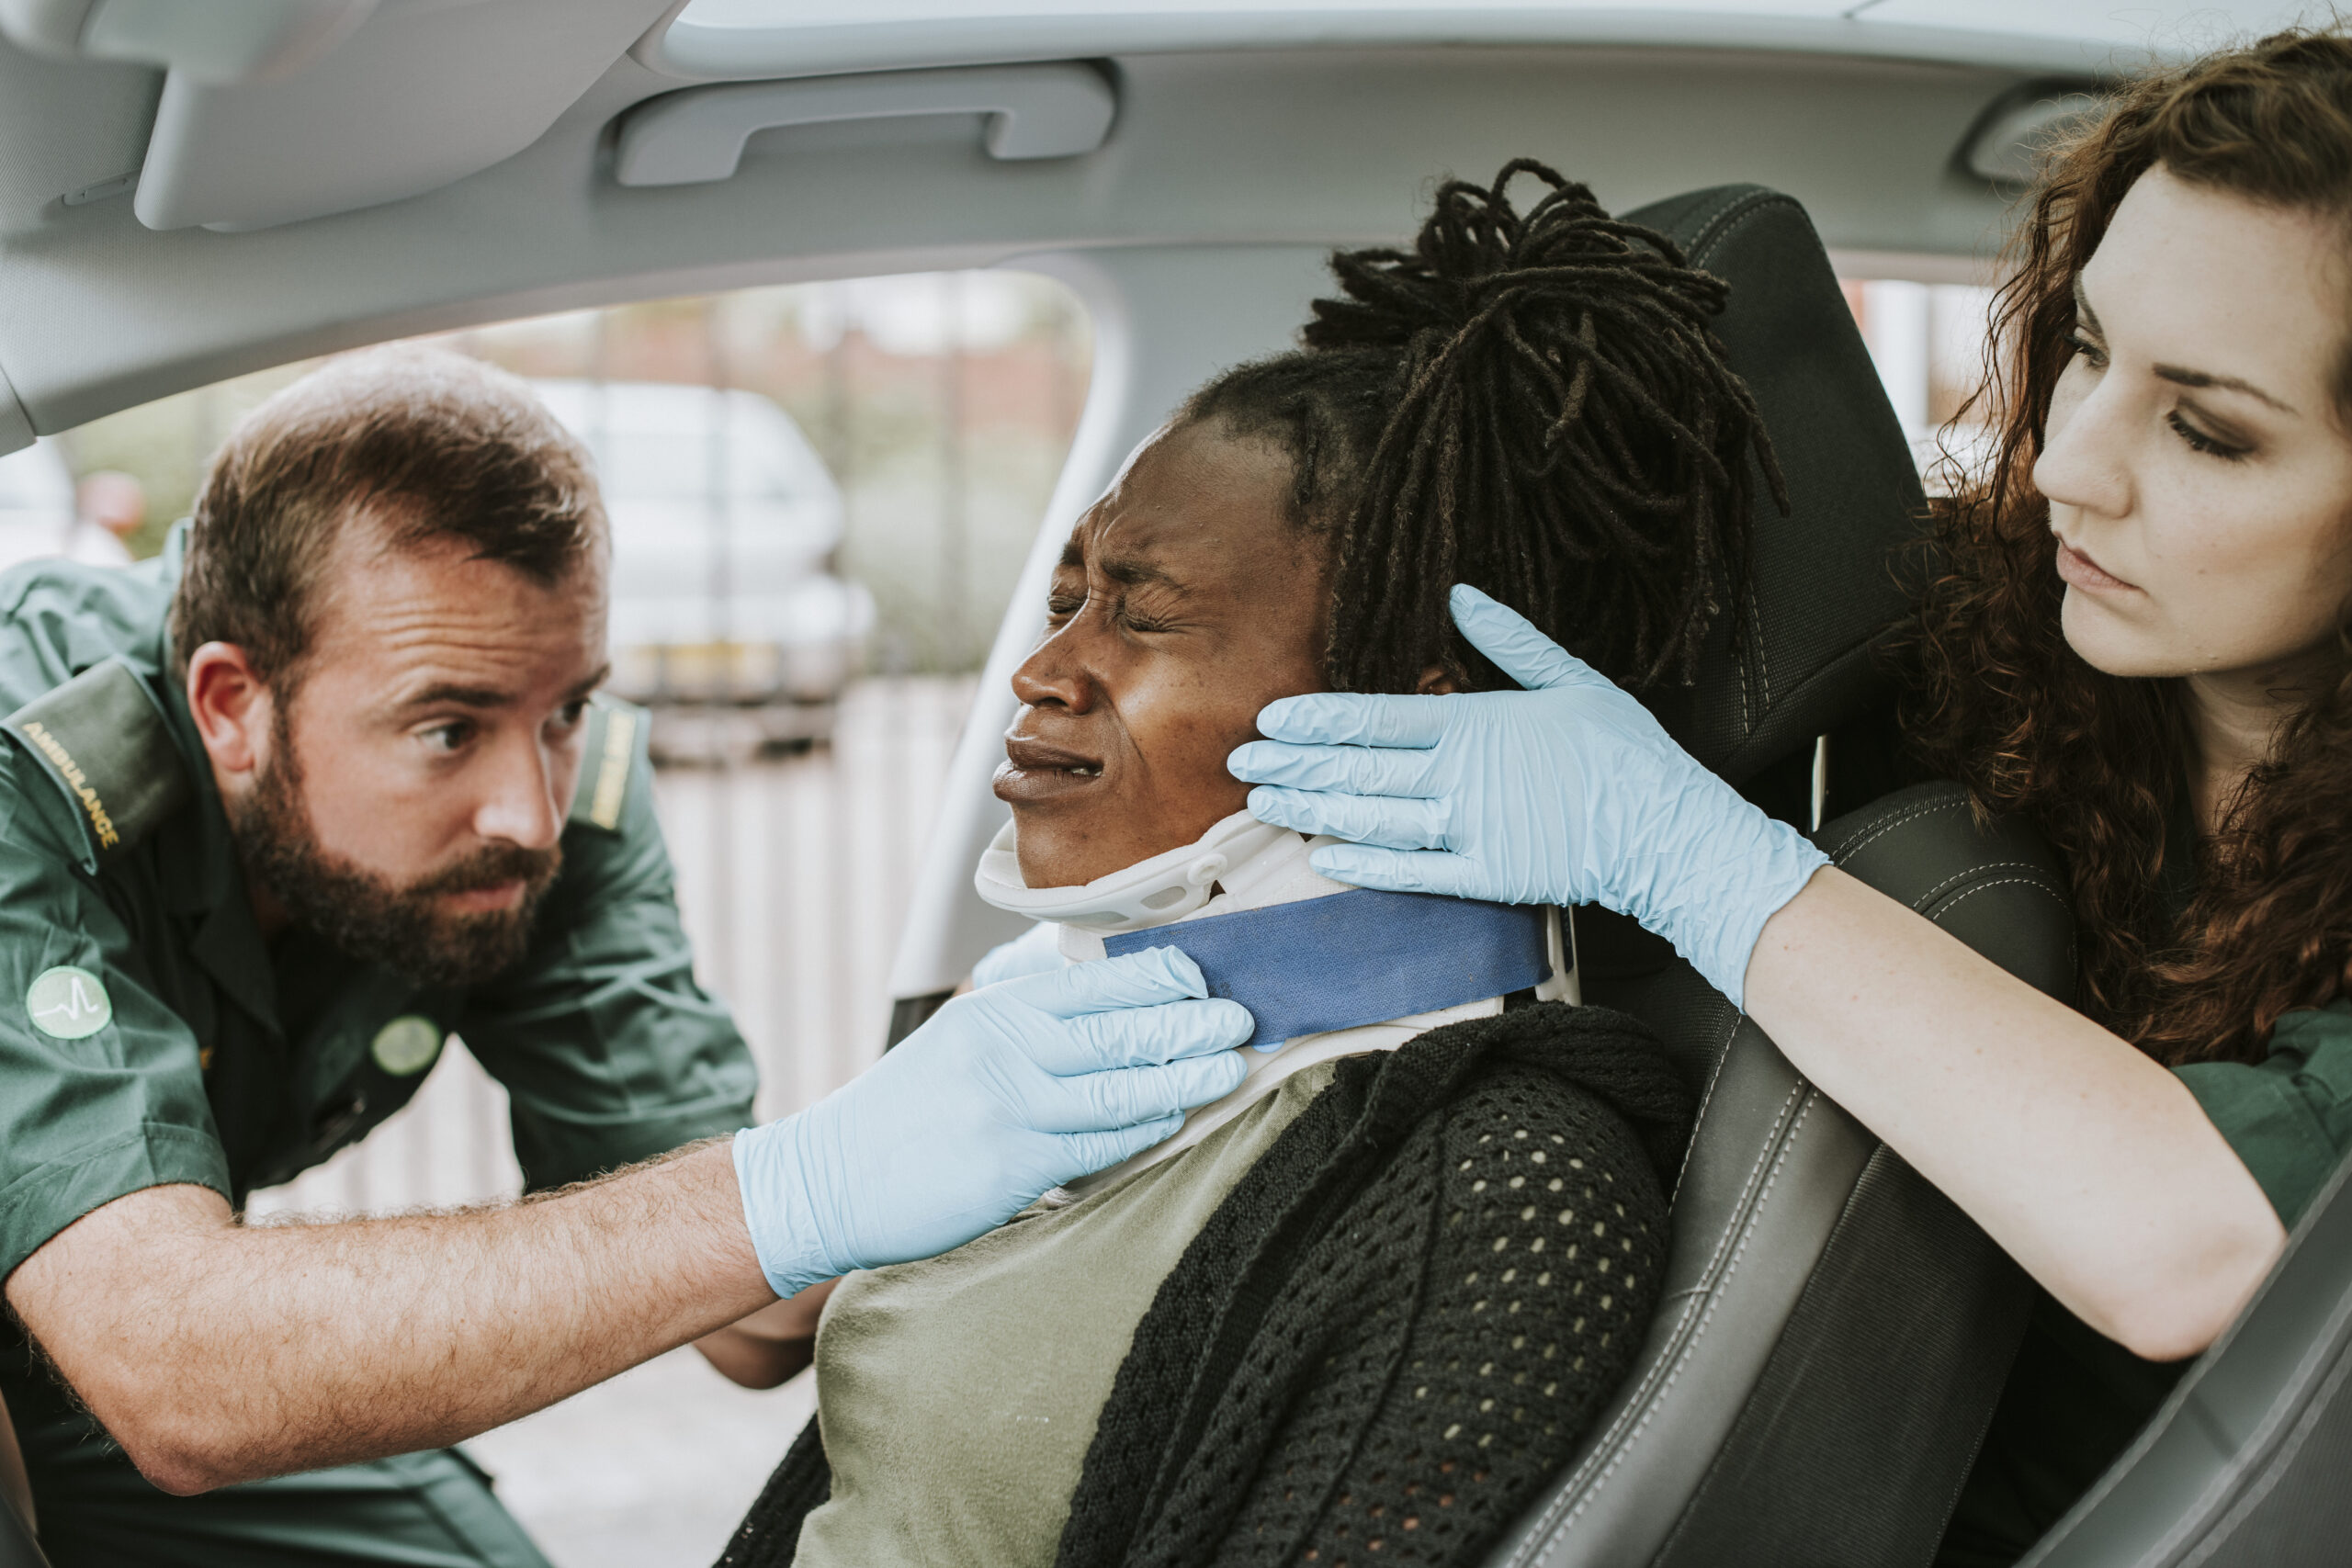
[1101,889,1552,1049]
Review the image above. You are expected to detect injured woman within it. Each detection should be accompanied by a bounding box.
[718,159,1786,1568]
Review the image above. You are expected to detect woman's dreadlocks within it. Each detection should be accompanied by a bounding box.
[1183,158,1786,694]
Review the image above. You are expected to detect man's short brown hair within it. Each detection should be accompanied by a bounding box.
[170,345,606,684]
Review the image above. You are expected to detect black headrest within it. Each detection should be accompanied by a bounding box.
[1615,185,1928,786]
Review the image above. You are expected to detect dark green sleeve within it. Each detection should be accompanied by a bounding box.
[457,710,757,1190]
[0,759,229,1280]
[2174,999,2352,1229]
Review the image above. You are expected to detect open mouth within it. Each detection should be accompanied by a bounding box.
[995,736,1109,801]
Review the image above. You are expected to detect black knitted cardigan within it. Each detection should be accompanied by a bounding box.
[717,1000,1690,1568]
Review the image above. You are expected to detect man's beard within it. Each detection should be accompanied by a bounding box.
[232,719,563,990]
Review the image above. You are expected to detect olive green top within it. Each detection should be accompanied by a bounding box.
[794,1060,1338,1568]
[0,527,755,1421]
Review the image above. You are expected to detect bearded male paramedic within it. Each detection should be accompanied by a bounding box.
[0,348,1250,1565]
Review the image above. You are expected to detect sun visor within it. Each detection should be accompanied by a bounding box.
[123,0,667,231]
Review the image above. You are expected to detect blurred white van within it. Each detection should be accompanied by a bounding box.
[0,440,131,574]
[529,379,875,749]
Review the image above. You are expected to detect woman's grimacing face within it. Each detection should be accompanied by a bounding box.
[993,422,1335,888]
[2038,164,2352,688]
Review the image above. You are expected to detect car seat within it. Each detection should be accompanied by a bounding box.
[1476,186,2076,1568]
[0,1391,44,1568]
[0,1495,37,1568]
[2013,1148,2352,1568]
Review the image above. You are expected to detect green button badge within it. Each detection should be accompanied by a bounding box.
[28,965,111,1039]
[370,1015,445,1077]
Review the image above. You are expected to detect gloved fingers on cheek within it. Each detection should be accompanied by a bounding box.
[1005,945,1208,1021]
[1307,844,1481,897]
[1027,997,1252,1080]
[1247,785,1448,850]
[1253,691,1451,750]
[1227,739,1441,798]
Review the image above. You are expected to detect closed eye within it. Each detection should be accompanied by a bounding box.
[2166,408,2251,461]
[1115,601,1178,635]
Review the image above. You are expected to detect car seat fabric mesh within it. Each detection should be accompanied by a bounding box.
[1475,187,2073,1568]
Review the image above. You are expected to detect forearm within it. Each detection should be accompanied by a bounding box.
[694,1279,836,1388]
[1746,868,2284,1359]
[12,1139,772,1493]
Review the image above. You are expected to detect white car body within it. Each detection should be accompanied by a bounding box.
[528,378,874,707]
[0,440,73,556]
[0,437,124,576]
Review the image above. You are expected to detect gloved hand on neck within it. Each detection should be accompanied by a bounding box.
[732,948,1252,1298]
[1227,584,1828,1012]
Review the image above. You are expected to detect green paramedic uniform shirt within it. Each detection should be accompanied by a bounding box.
[1939,821,2352,1567]
[0,528,758,1568]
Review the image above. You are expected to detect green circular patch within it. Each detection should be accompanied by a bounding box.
[28,965,110,1040]
[370,1015,445,1077]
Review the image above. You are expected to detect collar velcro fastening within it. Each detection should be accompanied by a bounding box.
[1102,888,1551,1049]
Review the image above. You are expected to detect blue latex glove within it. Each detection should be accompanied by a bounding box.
[732,948,1251,1297]
[1227,584,1828,1010]
[970,920,1067,988]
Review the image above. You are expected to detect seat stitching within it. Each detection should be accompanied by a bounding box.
[1825,796,1962,863]
[1906,860,2044,911]
[1744,568,1770,719]
[1521,1092,1822,1564]
[1678,188,1790,739]
[1512,1086,1808,1558]
[1523,860,2052,1562]
[1826,797,1958,861]
[1519,1082,1805,1526]
[1927,877,2073,924]
[1679,190,1781,265]
[1510,1088,1818,1563]
[1668,1005,1745,1204]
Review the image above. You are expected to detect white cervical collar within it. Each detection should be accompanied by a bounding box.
[972,808,1308,934]
[974,807,1575,1195]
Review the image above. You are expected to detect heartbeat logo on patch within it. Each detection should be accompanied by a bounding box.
[28,965,111,1040]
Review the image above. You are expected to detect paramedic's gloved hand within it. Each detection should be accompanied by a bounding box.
[732,949,1251,1297]
[970,920,1066,988]
[1228,584,1828,1010]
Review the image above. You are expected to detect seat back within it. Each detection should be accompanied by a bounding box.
[1488,784,2066,1567]
[1478,184,2074,1567]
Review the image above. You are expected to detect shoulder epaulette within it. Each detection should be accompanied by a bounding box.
[3,658,191,872]
[568,696,649,834]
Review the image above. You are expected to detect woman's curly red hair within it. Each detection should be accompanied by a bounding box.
[1906,28,2352,1065]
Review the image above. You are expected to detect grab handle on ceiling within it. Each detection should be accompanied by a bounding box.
[614,62,1116,187]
